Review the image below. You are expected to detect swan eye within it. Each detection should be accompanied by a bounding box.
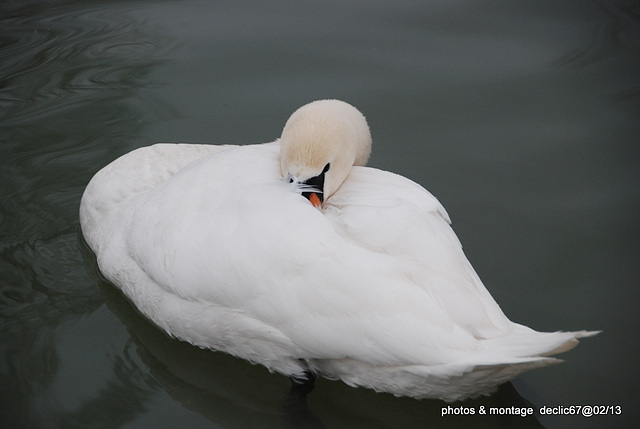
[322,163,330,174]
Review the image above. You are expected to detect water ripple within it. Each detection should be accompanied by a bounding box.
[0,0,182,332]
[552,1,640,68]
[0,4,177,423]
[0,1,174,126]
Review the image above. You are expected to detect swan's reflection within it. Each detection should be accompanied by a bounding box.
[86,237,546,429]
[95,266,323,428]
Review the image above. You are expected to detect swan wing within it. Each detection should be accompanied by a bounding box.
[81,142,597,399]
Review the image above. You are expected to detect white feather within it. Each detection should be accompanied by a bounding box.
[80,100,597,401]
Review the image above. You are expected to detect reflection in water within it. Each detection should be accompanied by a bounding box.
[87,238,545,429]
[87,241,321,429]
[46,338,159,428]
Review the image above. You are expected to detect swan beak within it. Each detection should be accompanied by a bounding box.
[300,163,329,208]
[308,192,322,208]
[302,190,323,208]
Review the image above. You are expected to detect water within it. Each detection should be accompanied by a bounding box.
[1,0,638,427]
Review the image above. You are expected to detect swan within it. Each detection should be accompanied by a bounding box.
[79,99,597,401]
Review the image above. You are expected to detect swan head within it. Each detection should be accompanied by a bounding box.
[279,99,371,207]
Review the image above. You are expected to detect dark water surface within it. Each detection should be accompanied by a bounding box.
[1,1,638,428]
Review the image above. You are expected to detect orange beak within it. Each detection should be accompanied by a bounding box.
[309,192,322,208]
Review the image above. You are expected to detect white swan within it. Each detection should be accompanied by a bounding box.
[80,99,597,401]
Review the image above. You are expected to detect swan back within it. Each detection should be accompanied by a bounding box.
[79,100,598,401]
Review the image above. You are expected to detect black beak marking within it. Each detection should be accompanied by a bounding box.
[301,163,330,204]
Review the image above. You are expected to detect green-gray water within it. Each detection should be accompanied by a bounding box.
[1,1,638,428]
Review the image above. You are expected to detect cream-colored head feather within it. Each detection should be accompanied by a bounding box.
[279,99,371,202]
